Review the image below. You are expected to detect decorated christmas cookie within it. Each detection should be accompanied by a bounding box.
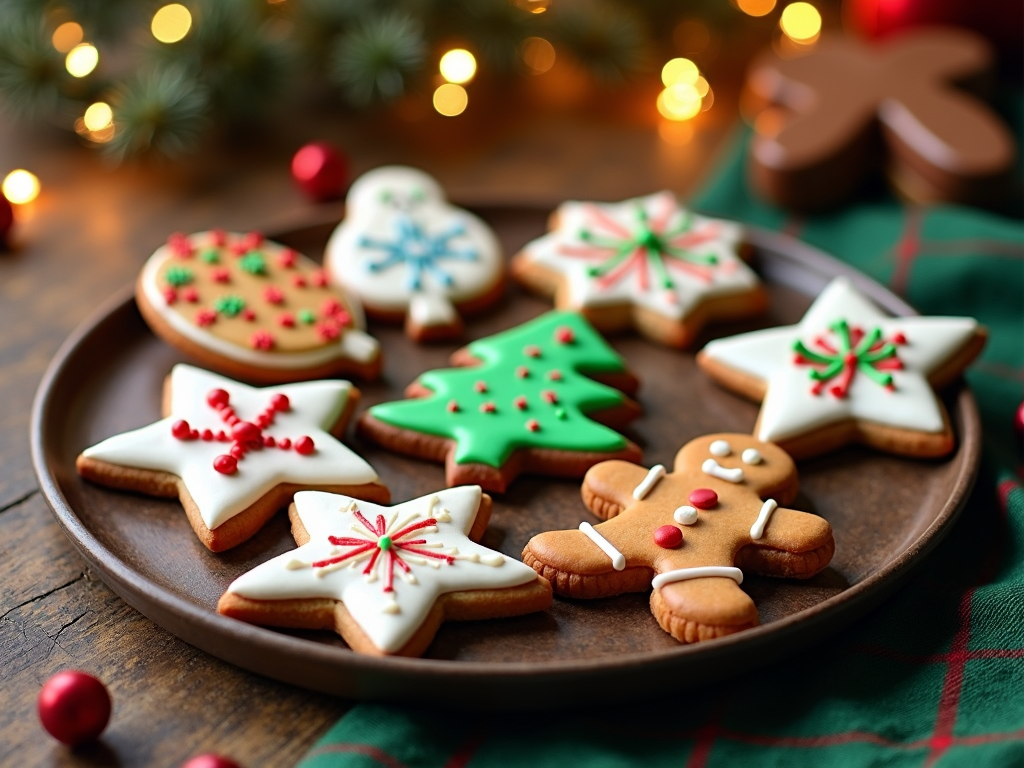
[358,311,642,493]
[218,486,552,657]
[746,28,1016,211]
[325,166,504,342]
[511,191,766,348]
[137,230,382,384]
[523,434,834,644]
[76,365,389,552]
[697,277,987,459]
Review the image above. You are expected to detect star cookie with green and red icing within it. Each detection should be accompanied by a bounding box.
[697,277,987,458]
[218,486,552,657]
[358,311,643,493]
[511,191,767,348]
[137,230,382,384]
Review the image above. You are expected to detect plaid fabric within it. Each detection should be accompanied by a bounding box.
[297,109,1024,768]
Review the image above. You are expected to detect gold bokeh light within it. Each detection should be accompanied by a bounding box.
[65,43,98,77]
[737,0,777,17]
[780,2,822,42]
[151,4,193,44]
[661,58,699,88]
[657,83,702,122]
[439,49,477,84]
[521,37,556,74]
[433,83,468,116]
[83,102,113,132]
[2,170,41,205]
[52,22,83,53]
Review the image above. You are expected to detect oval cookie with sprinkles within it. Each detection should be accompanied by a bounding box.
[137,230,382,383]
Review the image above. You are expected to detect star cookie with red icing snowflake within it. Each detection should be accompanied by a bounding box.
[76,365,389,551]
[697,277,987,458]
[218,486,552,657]
[511,191,767,348]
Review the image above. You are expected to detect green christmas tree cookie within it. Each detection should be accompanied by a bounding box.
[359,312,642,492]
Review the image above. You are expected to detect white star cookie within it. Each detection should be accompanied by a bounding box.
[325,166,504,342]
[218,487,552,657]
[76,364,389,551]
[697,277,987,458]
[511,191,767,348]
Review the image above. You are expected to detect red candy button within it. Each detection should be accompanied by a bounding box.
[171,419,193,440]
[231,421,261,443]
[654,525,683,548]
[206,388,230,408]
[689,488,718,509]
[213,455,238,475]
[294,436,315,455]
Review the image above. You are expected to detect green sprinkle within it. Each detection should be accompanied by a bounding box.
[298,309,316,324]
[165,266,194,287]
[239,252,267,275]
[200,249,219,264]
[555,408,567,420]
[214,295,246,317]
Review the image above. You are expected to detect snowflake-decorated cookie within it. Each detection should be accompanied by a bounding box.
[218,486,552,657]
[358,311,643,493]
[511,191,767,348]
[137,230,382,383]
[325,166,504,342]
[76,365,389,551]
[697,277,987,459]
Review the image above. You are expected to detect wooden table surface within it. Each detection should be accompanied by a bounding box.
[0,76,743,766]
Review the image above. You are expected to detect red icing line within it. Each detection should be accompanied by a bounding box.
[584,203,632,239]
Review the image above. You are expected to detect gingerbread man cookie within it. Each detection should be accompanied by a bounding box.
[511,191,766,348]
[137,230,382,384]
[747,28,1016,210]
[325,166,504,342]
[219,486,552,657]
[522,434,834,644]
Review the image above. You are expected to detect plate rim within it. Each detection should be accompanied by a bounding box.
[29,215,982,703]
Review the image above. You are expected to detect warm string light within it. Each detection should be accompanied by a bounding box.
[513,0,551,13]
[521,37,556,74]
[65,43,98,77]
[433,83,468,116]
[83,102,113,132]
[2,170,41,205]
[736,0,777,17]
[657,57,712,122]
[151,4,193,44]
[439,49,476,84]
[780,2,822,43]
[51,22,83,53]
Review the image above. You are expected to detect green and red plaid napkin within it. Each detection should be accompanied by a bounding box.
[297,108,1024,768]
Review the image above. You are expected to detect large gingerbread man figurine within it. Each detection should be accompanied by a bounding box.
[747,28,1015,211]
[522,434,835,643]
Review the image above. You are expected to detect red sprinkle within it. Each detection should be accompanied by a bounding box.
[232,422,261,443]
[654,525,683,548]
[201,429,214,441]
[182,287,199,303]
[264,436,276,447]
[689,488,718,510]
[242,309,256,321]
[278,438,291,450]
[242,231,264,249]
[210,229,227,247]
[447,400,460,413]
[294,436,315,455]
[212,268,231,283]
[526,419,540,432]
[292,275,307,288]
[163,287,177,304]
[213,455,237,474]
[277,249,297,268]
[312,270,328,287]
[168,232,194,258]
[171,420,193,440]
[893,332,907,344]
[316,320,340,340]
[264,286,285,305]
[514,396,528,410]
[277,312,295,328]
[548,370,563,381]
[541,390,558,404]
[271,393,290,412]
[555,326,575,344]
[474,381,488,393]
[524,345,541,358]
[196,309,216,327]
[250,330,275,350]
[479,402,496,413]
[516,366,529,378]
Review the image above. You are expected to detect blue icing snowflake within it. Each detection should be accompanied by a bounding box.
[360,214,478,291]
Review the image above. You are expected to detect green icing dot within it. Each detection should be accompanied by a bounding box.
[377,536,392,551]
[214,295,246,317]
[200,249,220,264]
[165,266,194,286]
[298,309,315,324]
[239,252,267,275]
[555,408,567,420]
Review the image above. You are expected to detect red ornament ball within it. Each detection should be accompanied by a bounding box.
[291,142,348,202]
[38,671,112,746]
[181,755,242,768]
[653,524,683,549]
[1014,400,1024,441]
[0,196,13,246]
[688,488,718,510]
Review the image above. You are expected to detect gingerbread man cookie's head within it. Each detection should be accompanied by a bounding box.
[747,28,1016,211]
[523,433,834,645]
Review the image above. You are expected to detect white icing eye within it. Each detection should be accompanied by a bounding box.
[742,448,762,465]
[709,439,731,457]
[674,506,698,525]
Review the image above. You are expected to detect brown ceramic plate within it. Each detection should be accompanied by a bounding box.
[31,207,980,710]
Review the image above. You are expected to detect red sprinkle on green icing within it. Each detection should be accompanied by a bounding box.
[555,326,575,343]
[516,366,529,378]
[196,309,217,327]
[526,419,540,432]
[524,345,541,358]
[480,401,497,413]
[250,330,274,350]
[474,381,488,393]
[514,396,527,410]
[541,390,558,404]
[548,370,563,381]
[447,400,460,412]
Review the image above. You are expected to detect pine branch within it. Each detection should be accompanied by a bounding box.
[552,0,652,83]
[0,14,69,121]
[329,12,426,106]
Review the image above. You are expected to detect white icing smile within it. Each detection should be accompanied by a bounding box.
[701,458,744,483]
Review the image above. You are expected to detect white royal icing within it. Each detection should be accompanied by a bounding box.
[741,448,762,465]
[226,487,538,653]
[325,166,503,327]
[709,439,731,456]
[702,458,745,483]
[673,505,699,525]
[518,191,760,322]
[632,464,666,500]
[579,521,626,571]
[82,365,381,529]
[702,277,979,442]
[652,566,744,590]
[749,499,778,541]
[139,232,379,369]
